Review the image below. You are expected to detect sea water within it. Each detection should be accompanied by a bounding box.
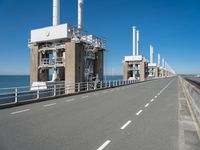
[0,75,123,89]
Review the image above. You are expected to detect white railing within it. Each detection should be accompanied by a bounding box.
[40,57,64,67]
[0,80,136,107]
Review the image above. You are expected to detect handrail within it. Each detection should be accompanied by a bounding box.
[0,80,135,107]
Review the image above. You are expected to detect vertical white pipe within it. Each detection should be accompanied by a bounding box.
[136,30,139,56]
[150,45,154,64]
[158,53,161,67]
[132,26,137,56]
[78,0,84,32]
[162,58,165,68]
[53,0,60,26]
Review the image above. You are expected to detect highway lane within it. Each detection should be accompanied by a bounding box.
[0,77,178,150]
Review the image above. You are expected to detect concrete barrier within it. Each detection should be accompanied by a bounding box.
[180,76,200,126]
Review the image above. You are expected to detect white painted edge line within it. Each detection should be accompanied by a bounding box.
[97,140,111,150]
[120,120,132,130]
[66,98,75,102]
[136,110,143,116]
[145,103,149,108]
[82,95,89,99]
[150,99,154,102]
[11,109,30,115]
[44,103,56,107]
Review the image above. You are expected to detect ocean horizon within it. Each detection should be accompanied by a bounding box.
[0,75,123,89]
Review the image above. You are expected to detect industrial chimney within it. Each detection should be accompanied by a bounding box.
[132,26,137,56]
[150,45,154,64]
[53,0,60,26]
[136,30,140,56]
[78,0,84,33]
[162,58,165,68]
[158,53,161,67]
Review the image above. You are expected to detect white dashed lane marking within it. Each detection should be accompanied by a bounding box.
[120,120,132,130]
[43,103,56,107]
[136,110,143,116]
[66,99,75,102]
[82,95,89,99]
[150,99,154,102]
[145,103,149,108]
[11,109,30,115]
[97,140,111,150]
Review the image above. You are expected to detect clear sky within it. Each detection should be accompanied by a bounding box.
[0,0,199,75]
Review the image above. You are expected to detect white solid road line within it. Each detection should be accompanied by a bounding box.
[97,140,111,150]
[145,103,149,108]
[150,99,154,102]
[120,120,132,130]
[44,103,56,107]
[66,99,75,102]
[82,95,89,99]
[136,110,143,116]
[11,109,30,115]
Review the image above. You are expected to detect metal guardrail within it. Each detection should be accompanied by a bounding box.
[0,80,136,107]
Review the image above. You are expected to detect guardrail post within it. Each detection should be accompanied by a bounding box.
[37,88,39,100]
[15,88,18,103]
[109,81,111,88]
[105,81,107,88]
[100,81,103,88]
[53,85,56,97]
[78,83,80,92]
[87,82,89,91]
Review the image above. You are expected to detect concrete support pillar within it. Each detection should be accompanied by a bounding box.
[95,50,104,81]
[154,67,158,78]
[30,45,39,86]
[123,61,129,80]
[140,59,146,81]
[65,42,85,93]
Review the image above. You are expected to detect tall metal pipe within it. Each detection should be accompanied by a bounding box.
[158,53,161,67]
[53,0,60,26]
[162,58,165,68]
[78,0,84,33]
[136,30,140,56]
[132,26,137,56]
[150,45,154,64]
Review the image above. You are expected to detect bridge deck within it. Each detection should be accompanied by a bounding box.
[0,77,199,150]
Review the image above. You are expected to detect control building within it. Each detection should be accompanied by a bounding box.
[29,0,105,91]
[123,26,148,81]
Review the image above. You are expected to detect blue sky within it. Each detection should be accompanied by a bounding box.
[0,0,199,75]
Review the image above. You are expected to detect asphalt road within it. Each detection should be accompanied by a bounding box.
[0,77,179,150]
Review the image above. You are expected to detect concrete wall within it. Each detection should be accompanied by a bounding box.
[65,42,85,85]
[95,50,104,81]
[123,62,129,80]
[140,59,147,81]
[180,77,200,126]
[30,45,39,85]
